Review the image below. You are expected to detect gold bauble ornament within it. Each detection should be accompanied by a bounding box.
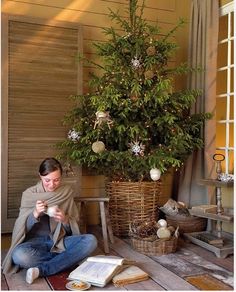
[130,95,138,101]
[92,141,105,153]
[146,46,156,56]
[144,70,154,79]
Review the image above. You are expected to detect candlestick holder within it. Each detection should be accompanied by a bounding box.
[213,153,225,180]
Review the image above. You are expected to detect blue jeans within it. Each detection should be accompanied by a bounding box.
[11,234,97,276]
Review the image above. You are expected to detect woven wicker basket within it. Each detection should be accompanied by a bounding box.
[106,181,161,237]
[131,235,178,255]
[166,215,207,234]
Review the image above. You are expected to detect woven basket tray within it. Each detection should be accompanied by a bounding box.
[106,181,162,237]
[166,215,207,234]
[131,235,178,255]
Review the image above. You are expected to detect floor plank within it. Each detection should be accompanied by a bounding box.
[151,251,233,288]
[94,238,164,290]
[1,226,234,291]
[177,248,233,286]
[91,226,197,291]
[4,269,51,291]
[181,238,234,272]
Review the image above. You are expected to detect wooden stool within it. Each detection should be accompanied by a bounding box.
[74,197,114,253]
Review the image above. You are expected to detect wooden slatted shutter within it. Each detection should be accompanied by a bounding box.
[1,14,82,232]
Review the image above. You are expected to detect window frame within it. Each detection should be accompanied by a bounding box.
[216,1,234,175]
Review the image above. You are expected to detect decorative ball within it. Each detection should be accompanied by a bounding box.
[156,227,171,239]
[92,141,105,153]
[47,205,58,217]
[157,219,167,228]
[150,168,161,181]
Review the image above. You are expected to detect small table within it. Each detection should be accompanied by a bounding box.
[74,197,114,253]
[198,179,233,237]
[184,179,234,258]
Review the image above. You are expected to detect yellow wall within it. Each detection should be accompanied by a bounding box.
[2,0,191,224]
[220,0,232,6]
[2,0,190,89]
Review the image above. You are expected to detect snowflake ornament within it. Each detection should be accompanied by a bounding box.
[131,56,142,69]
[68,129,81,142]
[129,140,145,156]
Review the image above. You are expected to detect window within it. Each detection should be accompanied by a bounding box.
[216,2,234,175]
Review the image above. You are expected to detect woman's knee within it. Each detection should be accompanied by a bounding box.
[65,234,97,253]
[12,246,33,268]
[86,234,98,251]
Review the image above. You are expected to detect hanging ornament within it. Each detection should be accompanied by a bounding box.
[67,129,81,142]
[94,111,113,129]
[131,56,142,69]
[122,47,130,54]
[146,46,156,56]
[130,96,138,101]
[63,162,75,177]
[130,94,138,101]
[150,168,161,181]
[129,140,145,156]
[144,70,154,79]
[92,141,105,153]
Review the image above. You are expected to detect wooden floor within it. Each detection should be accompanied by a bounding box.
[1,225,234,291]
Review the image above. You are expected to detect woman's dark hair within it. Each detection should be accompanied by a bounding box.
[39,157,63,176]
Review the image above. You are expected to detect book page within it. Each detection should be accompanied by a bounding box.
[86,255,124,265]
[68,261,120,286]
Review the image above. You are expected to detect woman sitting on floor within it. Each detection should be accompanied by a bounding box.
[2,157,97,284]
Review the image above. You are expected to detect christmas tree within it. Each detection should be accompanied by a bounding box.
[58,0,211,182]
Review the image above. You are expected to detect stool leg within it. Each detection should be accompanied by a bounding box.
[104,202,114,244]
[99,202,109,253]
[80,202,87,233]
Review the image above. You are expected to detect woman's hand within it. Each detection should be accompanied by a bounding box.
[53,207,69,224]
[33,200,47,219]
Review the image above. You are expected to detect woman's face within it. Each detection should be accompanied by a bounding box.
[40,169,62,192]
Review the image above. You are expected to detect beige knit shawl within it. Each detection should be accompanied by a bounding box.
[2,181,80,275]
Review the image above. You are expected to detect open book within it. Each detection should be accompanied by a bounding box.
[68,255,134,287]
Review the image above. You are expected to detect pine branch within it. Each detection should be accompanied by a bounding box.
[108,8,131,32]
[129,0,137,28]
[58,0,212,181]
